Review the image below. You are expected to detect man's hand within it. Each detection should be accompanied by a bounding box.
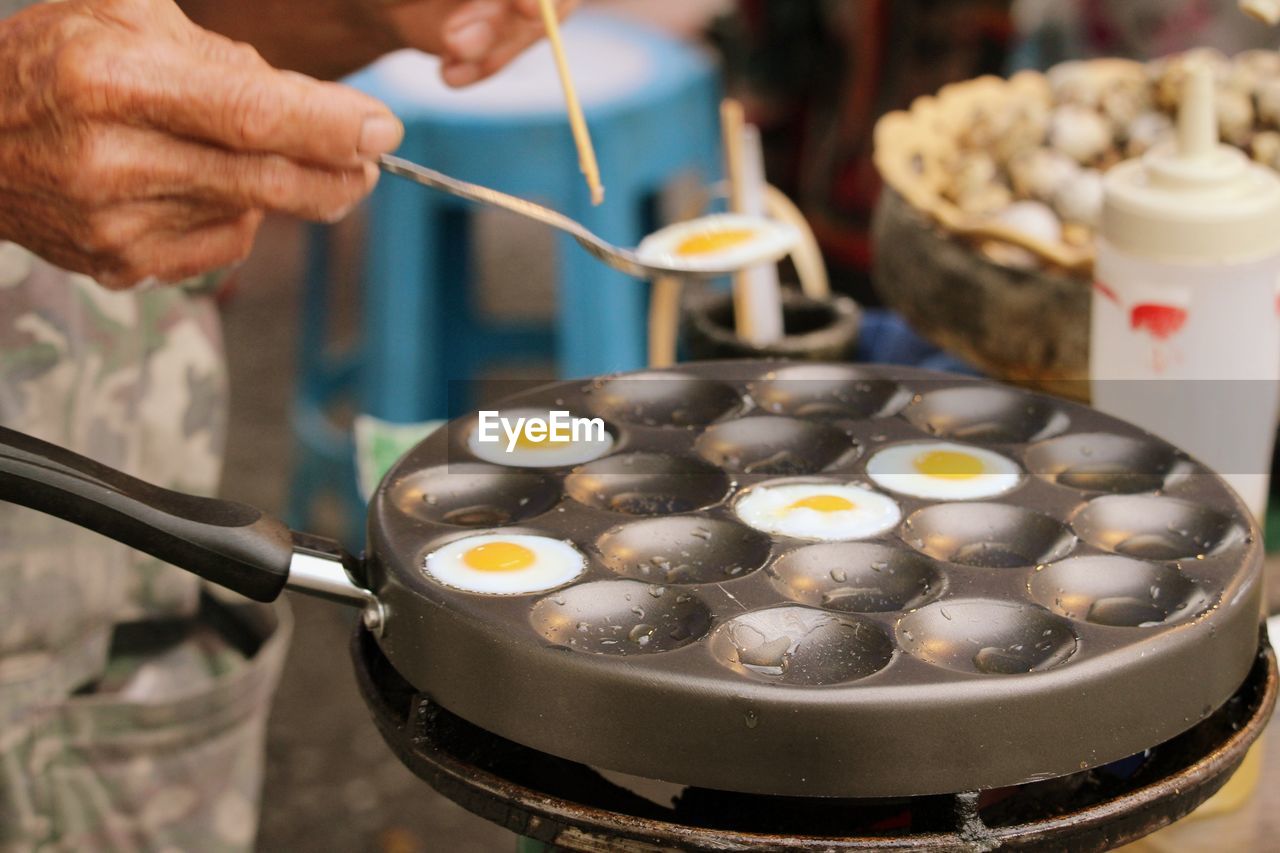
[182,0,578,86]
[380,0,580,87]
[0,0,403,288]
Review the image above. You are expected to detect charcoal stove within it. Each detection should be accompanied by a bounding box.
[352,625,1275,852]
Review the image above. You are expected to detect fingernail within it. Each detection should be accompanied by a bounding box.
[442,61,482,88]
[446,20,495,61]
[358,115,403,156]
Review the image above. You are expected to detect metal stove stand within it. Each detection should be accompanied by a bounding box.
[352,627,1276,852]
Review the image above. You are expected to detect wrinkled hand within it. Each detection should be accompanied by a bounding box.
[375,0,580,87]
[0,0,403,288]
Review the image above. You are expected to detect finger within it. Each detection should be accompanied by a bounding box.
[75,125,379,220]
[444,0,506,27]
[439,15,540,87]
[171,63,402,165]
[156,210,263,280]
[380,0,480,58]
[80,198,248,253]
[461,0,580,84]
[89,43,403,166]
[441,58,484,87]
[464,16,556,84]
[188,153,378,222]
[440,0,503,61]
[511,0,576,21]
[437,0,575,64]
[99,210,263,289]
[184,27,273,72]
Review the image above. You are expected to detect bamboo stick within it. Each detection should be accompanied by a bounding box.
[538,0,605,205]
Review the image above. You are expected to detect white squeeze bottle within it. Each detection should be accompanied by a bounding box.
[1091,63,1280,522]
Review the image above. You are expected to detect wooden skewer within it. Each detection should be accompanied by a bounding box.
[648,275,682,368]
[721,100,748,214]
[647,188,715,368]
[764,185,830,299]
[537,0,605,205]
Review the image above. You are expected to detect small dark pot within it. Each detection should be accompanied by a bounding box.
[684,290,862,362]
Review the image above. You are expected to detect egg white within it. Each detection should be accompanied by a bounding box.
[467,408,614,468]
[424,533,585,595]
[635,213,800,274]
[865,442,1021,500]
[734,482,902,541]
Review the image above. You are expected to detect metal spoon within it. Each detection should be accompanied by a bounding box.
[378,154,798,279]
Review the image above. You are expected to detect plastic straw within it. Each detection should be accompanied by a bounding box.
[721,100,784,344]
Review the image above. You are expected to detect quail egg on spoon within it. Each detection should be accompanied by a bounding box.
[636,214,801,275]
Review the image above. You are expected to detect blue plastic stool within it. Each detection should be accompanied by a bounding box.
[288,14,721,535]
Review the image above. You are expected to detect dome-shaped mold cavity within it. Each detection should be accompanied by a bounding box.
[531,580,712,655]
[1026,433,1188,494]
[565,453,731,516]
[695,416,857,475]
[588,373,743,428]
[903,504,1076,568]
[769,543,944,613]
[1072,495,1244,561]
[748,364,909,420]
[897,600,1077,675]
[596,516,772,584]
[710,606,895,685]
[387,464,559,526]
[1028,556,1210,627]
[901,386,1068,443]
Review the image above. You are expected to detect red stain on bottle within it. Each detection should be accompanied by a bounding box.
[1129,304,1187,340]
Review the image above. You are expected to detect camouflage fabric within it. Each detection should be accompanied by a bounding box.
[0,240,286,851]
[0,247,225,706]
[0,597,291,853]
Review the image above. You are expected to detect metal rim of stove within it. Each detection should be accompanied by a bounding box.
[353,625,1277,852]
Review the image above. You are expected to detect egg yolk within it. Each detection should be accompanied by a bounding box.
[675,229,757,257]
[462,542,536,572]
[913,450,984,480]
[786,494,856,513]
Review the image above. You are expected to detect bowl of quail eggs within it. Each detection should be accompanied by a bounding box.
[872,49,1280,402]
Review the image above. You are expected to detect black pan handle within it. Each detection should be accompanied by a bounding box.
[0,424,293,602]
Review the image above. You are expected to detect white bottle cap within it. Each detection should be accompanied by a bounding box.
[1102,62,1280,263]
